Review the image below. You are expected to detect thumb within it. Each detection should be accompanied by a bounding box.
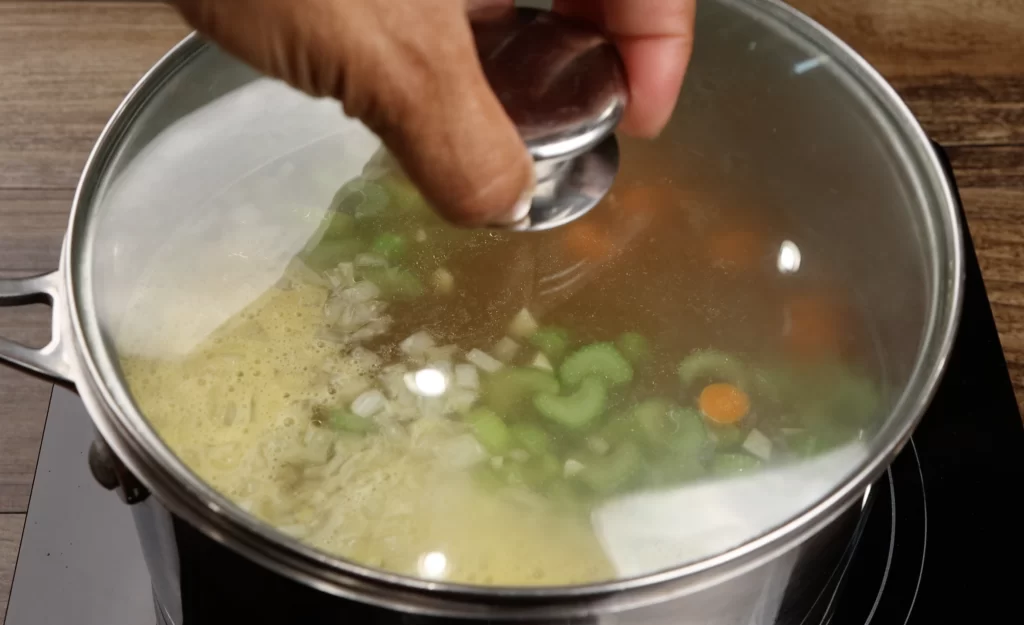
[171,0,533,227]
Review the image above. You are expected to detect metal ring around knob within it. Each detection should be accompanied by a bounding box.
[471,7,628,231]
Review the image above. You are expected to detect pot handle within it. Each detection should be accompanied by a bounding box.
[0,271,75,383]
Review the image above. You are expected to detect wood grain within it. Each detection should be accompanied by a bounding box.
[0,2,189,189]
[0,190,70,513]
[0,514,25,623]
[786,0,1024,145]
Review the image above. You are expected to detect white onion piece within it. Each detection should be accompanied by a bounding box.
[425,344,460,362]
[351,390,386,418]
[466,349,503,373]
[509,308,539,338]
[743,429,773,461]
[432,268,455,295]
[339,280,381,303]
[530,352,554,372]
[349,347,382,372]
[441,434,487,469]
[493,337,520,363]
[355,253,388,268]
[454,364,480,390]
[445,388,479,414]
[327,262,356,288]
[401,331,435,358]
[564,459,585,477]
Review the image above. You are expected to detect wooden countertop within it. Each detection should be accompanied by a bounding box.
[1,0,1022,619]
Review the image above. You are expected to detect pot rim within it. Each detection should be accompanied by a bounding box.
[60,0,964,617]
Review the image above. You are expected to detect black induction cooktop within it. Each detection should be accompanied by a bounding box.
[5,143,1023,625]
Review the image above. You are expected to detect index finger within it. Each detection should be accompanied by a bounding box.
[553,0,696,137]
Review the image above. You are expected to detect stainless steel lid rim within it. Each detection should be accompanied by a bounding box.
[48,0,965,617]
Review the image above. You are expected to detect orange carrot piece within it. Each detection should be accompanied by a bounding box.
[699,383,750,425]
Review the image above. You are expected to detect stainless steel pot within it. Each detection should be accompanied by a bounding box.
[0,0,962,623]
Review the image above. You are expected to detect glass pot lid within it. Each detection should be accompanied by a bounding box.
[77,0,958,589]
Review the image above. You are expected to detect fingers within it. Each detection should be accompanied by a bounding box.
[553,0,695,137]
[171,0,533,227]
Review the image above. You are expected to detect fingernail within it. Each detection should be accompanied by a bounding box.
[487,184,534,230]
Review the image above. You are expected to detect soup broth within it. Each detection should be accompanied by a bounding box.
[120,142,882,585]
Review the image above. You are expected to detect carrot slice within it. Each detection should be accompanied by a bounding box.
[698,383,750,425]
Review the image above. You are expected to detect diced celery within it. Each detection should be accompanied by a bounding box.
[316,406,376,434]
[303,239,364,272]
[677,349,748,388]
[331,179,390,219]
[323,211,355,240]
[358,267,424,300]
[483,367,560,417]
[534,377,608,430]
[616,332,652,364]
[529,327,571,363]
[467,407,511,454]
[666,406,708,455]
[510,423,553,456]
[712,453,762,476]
[707,421,745,450]
[631,398,674,445]
[577,442,643,493]
[370,233,407,263]
[560,343,633,387]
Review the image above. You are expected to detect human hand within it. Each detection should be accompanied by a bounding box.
[170,0,695,226]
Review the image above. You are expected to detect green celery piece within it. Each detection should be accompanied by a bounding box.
[467,407,511,454]
[303,239,364,272]
[322,211,355,240]
[381,175,429,213]
[616,332,652,364]
[677,349,748,388]
[560,343,633,387]
[578,442,643,493]
[329,408,376,434]
[330,179,390,220]
[534,377,608,430]
[712,453,762,476]
[632,398,674,445]
[666,406,708,455]
[529,327,571,363]
[370,232,407,263]
[358,266,424,300]
[510,423,553,456]
[707,421,744,450]
[483,368,560,417]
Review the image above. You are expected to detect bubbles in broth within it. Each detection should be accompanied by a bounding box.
[120,143,882,585]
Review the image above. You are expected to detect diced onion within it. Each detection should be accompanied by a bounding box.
[339,281,381,303]
[490,456,505,469]
[586,437,610,455]
[564,459,585,477]
[401,331,435,358]
[454,364,480,390]
[466,349,503,373]
[351,390,387,418]
[432,268,455,295]
[415,229,428,242]
[530,352,553,372]
[492,337,520,363]
[509,308,539,339]
[441,434,487,469]
[509,449,530,463]
[349,347,382,372]
[743,428,773,461]
[355,253,388,268]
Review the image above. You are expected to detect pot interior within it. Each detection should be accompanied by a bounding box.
[72,0,959,591]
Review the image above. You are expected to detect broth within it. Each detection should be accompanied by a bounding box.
[120,142,882,585]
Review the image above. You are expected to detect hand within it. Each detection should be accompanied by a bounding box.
[170,0,695,226]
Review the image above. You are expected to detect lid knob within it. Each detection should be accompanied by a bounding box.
[471,7,628,231]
